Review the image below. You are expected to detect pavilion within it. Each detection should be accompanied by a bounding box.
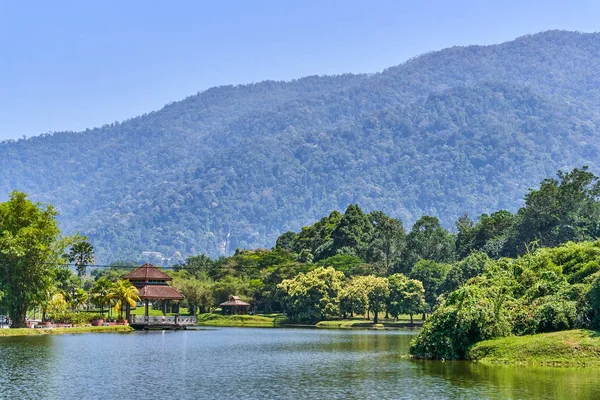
[123,263,184,318]
[220,295,250,315]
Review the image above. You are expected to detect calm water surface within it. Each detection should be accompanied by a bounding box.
[1,328,599,399]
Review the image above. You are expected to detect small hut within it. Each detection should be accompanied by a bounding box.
[123,263,184,317]
[220,296,250,315]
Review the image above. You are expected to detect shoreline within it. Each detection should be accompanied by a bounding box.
[195,313,423,330]
[0,325,134,337]
[315,320,423,330]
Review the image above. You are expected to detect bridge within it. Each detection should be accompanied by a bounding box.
[129,315,197,330]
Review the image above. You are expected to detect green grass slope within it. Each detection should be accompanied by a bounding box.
[467,330,600,367]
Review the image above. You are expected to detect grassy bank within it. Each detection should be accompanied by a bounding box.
[196,313,286,327]
[467,329,600,367]
[316,320,385,329]
[316,316,423,330]
[0,325,134,337]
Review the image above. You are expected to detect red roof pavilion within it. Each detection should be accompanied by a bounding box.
[219,295,250,315]
[123,263,184,317]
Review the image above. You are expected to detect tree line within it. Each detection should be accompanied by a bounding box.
[3,166,600,334]
[167,167,600,325]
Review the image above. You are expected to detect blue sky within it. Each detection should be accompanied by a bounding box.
[1,0,600,140]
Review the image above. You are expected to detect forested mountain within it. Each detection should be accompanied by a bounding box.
[2,30,600,263]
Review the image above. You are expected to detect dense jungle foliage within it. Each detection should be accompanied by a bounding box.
[2,31,600,263]
[164,167,600,333]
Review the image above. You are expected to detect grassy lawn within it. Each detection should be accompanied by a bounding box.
[196,313,287,327]
[0,325,133,337]
[467,329,600,367]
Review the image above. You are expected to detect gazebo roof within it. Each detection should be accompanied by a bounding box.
[137,285,184,300]
[220,295,250,307]
[123,263,173,281]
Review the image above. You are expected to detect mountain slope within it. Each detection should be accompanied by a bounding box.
[1,30,600,263]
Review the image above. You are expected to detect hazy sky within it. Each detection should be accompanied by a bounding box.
[1,0,600,140]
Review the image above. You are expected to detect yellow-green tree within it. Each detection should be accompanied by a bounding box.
[279,267,345,323]
[107,279,140,320]
[339,277,370,318]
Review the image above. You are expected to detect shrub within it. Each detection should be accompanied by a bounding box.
[49,311,101,325]
[410,282,512,360]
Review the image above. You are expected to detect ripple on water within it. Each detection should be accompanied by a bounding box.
[0,329,599,400]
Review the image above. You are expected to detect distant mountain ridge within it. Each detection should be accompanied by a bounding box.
[1,30,600,263]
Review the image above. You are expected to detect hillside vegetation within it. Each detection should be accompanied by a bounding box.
[2,30,600,262]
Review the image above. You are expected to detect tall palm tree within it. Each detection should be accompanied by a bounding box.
[107,279,140,320]
[66,240,95,284]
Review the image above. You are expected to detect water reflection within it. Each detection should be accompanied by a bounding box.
[0,329,598,400]
[411,357,600,400]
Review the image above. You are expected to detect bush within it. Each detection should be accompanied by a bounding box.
[410,244,600,360]
[48,311,101,325]
[410,282,512,360]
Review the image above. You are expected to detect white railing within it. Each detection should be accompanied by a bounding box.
[130,315,197,326]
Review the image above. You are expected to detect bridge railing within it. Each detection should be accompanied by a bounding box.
[130,315,197,326]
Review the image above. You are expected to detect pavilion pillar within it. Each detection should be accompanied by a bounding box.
[145,300,149,317]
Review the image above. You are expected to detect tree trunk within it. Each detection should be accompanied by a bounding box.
[9,304,27,328]
[410,314,413,324]
[422,312,426,321]
[373,308,379,324]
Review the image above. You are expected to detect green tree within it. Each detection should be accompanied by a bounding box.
[173,254,214,279]
[409,259,451,314]
[107,279,140,320]
[275,231,297,252]
[172,275,213,315]
[90,277,113,315]
[361,275,389,324]
[410,282,512,360]
[278,266,345,323]
[455,214,476,259]
[387,273,425,323]
[512,167,600,254]
[0,191,65,328]
[212,275,251,306]
[317,254,372,276]
[442,251,493,294]
[401,216,455,273]
[473,210,515,257]
[367,211,406,275]
[290,211,342,259]
[330,204,373,260]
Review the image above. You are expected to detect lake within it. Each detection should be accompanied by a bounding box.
[1,328,599,399]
